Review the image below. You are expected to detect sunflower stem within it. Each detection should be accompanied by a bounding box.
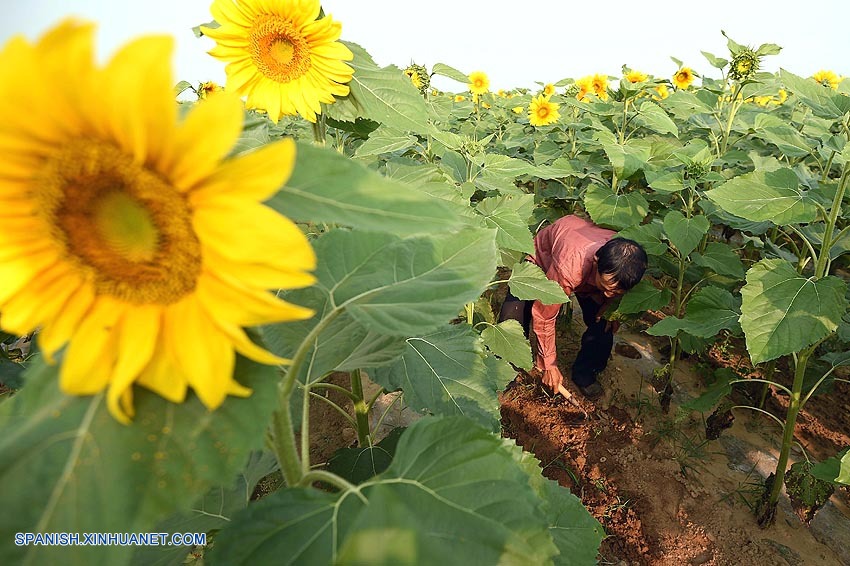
[271,307,343,486]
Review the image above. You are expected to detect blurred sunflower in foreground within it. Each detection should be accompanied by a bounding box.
[202,0,354,122]
[0,20,316,422]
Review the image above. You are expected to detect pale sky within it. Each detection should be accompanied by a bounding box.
[2,1,848,92]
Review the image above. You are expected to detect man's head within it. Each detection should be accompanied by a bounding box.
[594,238,648,298]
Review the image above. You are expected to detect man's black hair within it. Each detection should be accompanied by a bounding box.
[596,238,647,290]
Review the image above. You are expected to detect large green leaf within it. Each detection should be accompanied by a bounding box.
[663,211,710,257]
[264,228,497,384]
[481,319,533,370]
[0,356,278,566]
[341,42,431,134]
[507,261,570,305]
[208,417,565,565]
[131,451,279,566]
[480,153,537,178]
[431,62,469,84]
[371,325,509,430]
[617,223,666,256]
[780,69,850,119]
[272,143,463,236]
[705,168,818,225]
[355,126,417,158]
[740,259,848,364]
[476,197,535,254]
[691,242,746,280]
[616,280,672,315]
[810,449,850,486]
[648,286,742,338]
[326,427,404,485]
[584,185,649,230]
[600,139,651,179]
[634,100,678,137]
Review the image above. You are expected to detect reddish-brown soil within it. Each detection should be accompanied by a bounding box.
[500,310,850,565]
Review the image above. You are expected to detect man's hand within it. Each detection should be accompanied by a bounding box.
[541,366,565,392]
[595,314,620,334]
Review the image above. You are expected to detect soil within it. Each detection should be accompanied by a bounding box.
[499,306,850,565]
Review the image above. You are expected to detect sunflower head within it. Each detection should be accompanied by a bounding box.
[197,81,224,99]
[653,84,669,100]
[454,94,466,102]
[528,94,560,127]
[468,70,490,95]
[625,69,648,84]
[812,69,841,89]
[574,76,593,101]
[202,0,354,123]
[403,63,430,95]
[729,48,760,81]
[672,67,695,89]
[542,83,556,97]
[591,74,609,100]
[0,21,316,422]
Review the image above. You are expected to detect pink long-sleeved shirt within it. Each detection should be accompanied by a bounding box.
[528,215,615,371]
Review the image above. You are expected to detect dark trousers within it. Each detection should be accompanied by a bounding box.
[498,292,613,387]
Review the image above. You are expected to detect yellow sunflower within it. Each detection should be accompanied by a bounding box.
[197,80,224,99]
[812,69,841,89]
[201,0,354,123]
[672,67,695,89]
[591,74,609,100]
[468,70,490,95]
[542,83,556,97]
[653,84,669,100]
[0,21,316,423]
[512,106,524,114]
[625,69,648,83]
[528,94,560,127]
[454,94,466,102]
[575,75,593,101]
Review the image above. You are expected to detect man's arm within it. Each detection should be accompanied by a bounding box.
[531,300,565,391]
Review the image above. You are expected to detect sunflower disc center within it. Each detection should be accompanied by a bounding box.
[37,140,202,304]
[251,16,312,84]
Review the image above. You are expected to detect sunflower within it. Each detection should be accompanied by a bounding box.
[201,0,354,123]
[591,74,609,100]
[0,21,316,423]
[653,84,669,100]
[625,69,648,83]
[812,69,841,89]
[403,63,430,95]
[454,94,466,102]
[197,80,224,99]
[575,76,593,101]
[672,67,695,89]
[468,70,490,95]
[542,83,556,97]
[528,94,560,127]
[512,106,524,114]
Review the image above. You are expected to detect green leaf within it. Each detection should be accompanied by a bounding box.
[617,223,666,256]
[476,197,535,254]
[209,417,563,566]
[648,286,741,338]
[326,427,404,485]
[663,211,710,257]
[600,139,651,179]
[431,62,469,84]
[616,280,672,315]
[645,169,685,193]
[507,262,570,305]
[634,101,678,137]
[273,142,463,236]
[355,127,417,158]
[753,115,813,158]
[173,80,193,96]
[131,451,278,566]
[740,259,848,364]
[481,320,532,370]
[0,356,278,566]
[534,157,580,179]
[705,168,818,224]
[681,368,736,413]
[780,68,850,119]
[371,325,509,430]
[584,185,648,230]
[810,449,850,486]
[342,43,431,134]
[701,51,729,70]
[691,242,746,280]
[480,153,537,178]
[756,43,782,56]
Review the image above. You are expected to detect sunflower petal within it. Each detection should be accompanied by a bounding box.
[106,305,161,423]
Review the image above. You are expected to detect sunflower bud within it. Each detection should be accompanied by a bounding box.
[729,49,760,81]
[403,63,430,96]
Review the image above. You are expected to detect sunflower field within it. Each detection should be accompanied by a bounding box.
[1,1,849,564]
